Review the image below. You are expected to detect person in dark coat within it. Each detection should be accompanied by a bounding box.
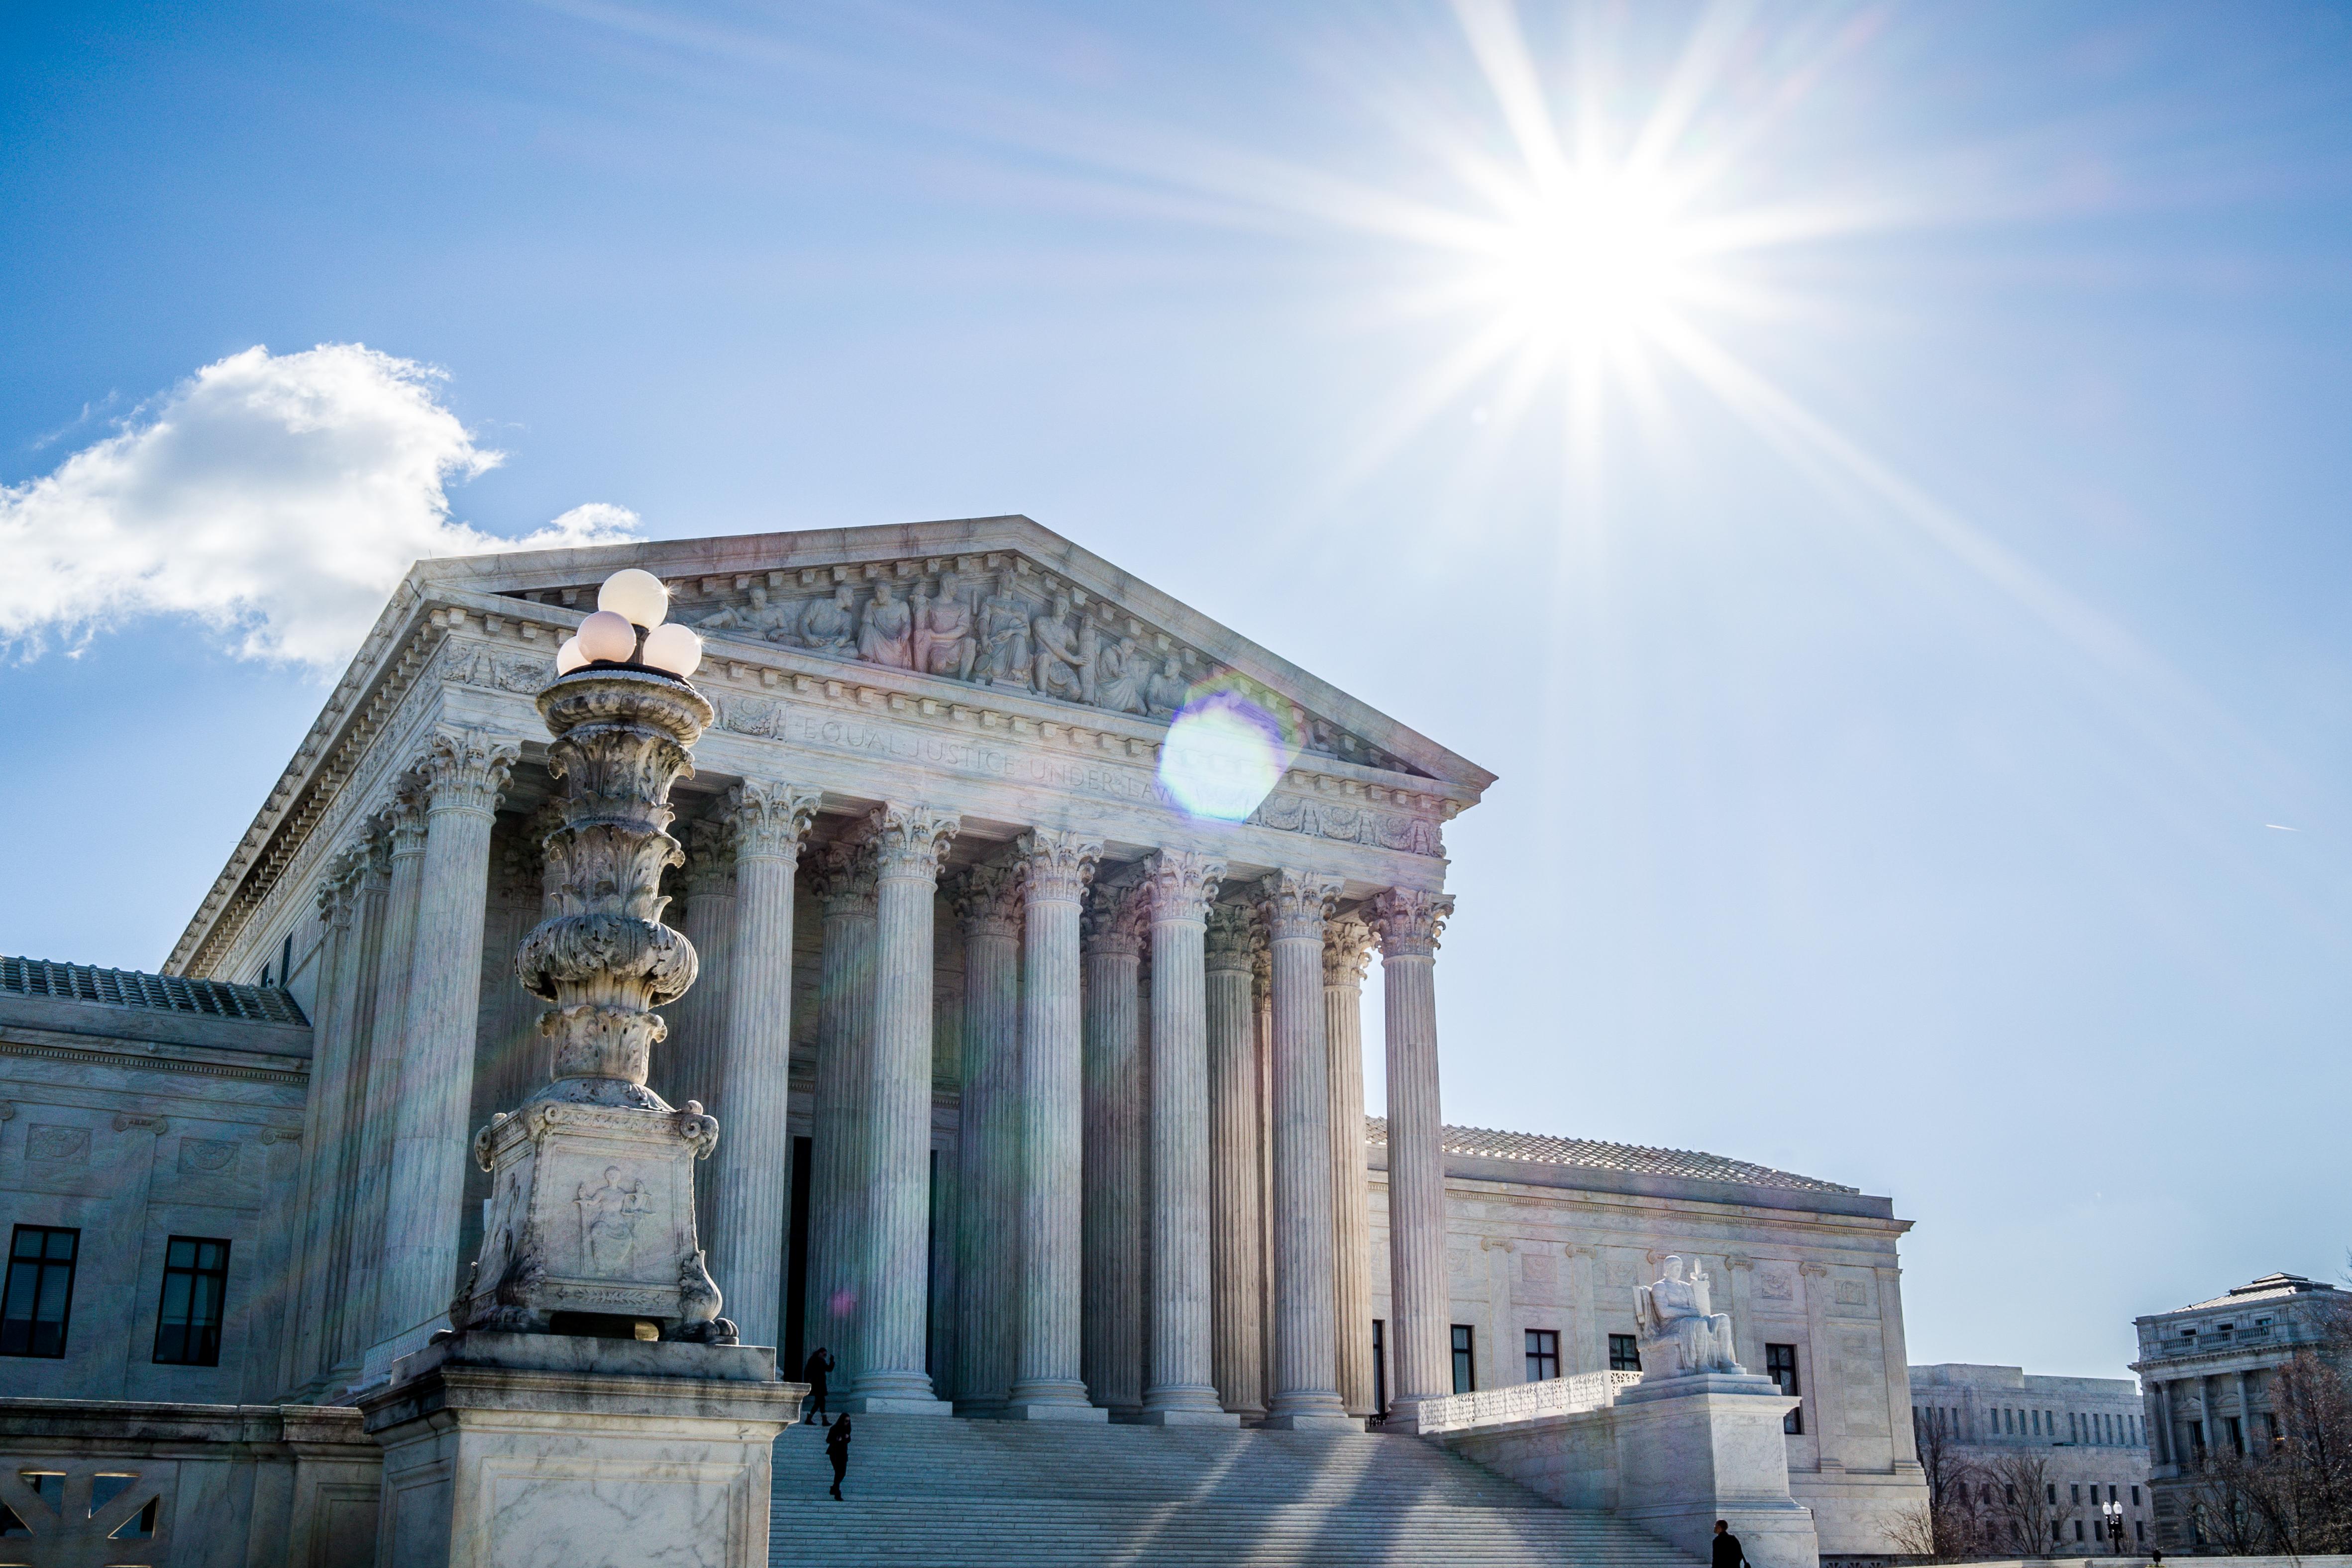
[1712,1520,1746,1568]
[825,1414,853,1501]
[801,1347,836,1426]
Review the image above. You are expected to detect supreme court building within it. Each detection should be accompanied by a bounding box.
[0,519,1924,1558]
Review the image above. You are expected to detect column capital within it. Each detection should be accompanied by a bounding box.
[723,780,822,864]
[373,785,428,855]
[315,849,360,930]
[1013,828,1101,905]
[1204,903,1254,974]
[805,839,877,919]
[1367,887,1454,958]
[1139,849,1226,927]
[866,802,961,879]
[1254,869,1341,943]
[1081,874,1147,957]
[414,726,520,815]
[1322,916,1374,988]
[952,861,1025,941]
[683,818,737,897]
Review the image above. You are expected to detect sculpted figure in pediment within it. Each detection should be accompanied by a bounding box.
[800,584,857,657]
[1094,634,1147,714]
[697,583,796,640]
[858,582,914,668]
[913,571,979,681]
[976,582,1032,689]
[1032,592,1094,703]
[1145,655,1188,718]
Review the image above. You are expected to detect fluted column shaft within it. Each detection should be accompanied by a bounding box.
[1005,829,1104,1419]
[1369,887,1455,1419]
[953,866,1024,1412]
[327,832,394,1374]
[848,803,960,1410]
[1258,869,1353,1428]
[805,845,877,1387]
[663,819,739,1109]
[1204,905,1265,1418]
[708,782,820,1354]
[1138,851,1232,1424]
[345,796,424,1382]
[286,859,358,1396]
[1079,884,1144,1417]
[1324,917,1376,1417]
[375,729,517,1356]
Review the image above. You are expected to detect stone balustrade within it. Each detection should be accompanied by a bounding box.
[1409,1369,1644,1435]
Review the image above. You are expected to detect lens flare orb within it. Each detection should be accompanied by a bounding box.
[1158,692,1289,822]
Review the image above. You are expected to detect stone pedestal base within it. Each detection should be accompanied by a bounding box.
[358,1331,801,1568]
[1612,1372,1819,1568]
[1262,1412,1366,1432]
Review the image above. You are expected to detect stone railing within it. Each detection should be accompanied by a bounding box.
[1408,1369,1644,1435]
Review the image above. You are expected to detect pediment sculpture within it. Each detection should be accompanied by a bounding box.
[1634,1254,1744,1377]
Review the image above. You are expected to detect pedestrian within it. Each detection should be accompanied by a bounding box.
[1712,1520,1746,1568]
[2149,1550,2162,1567]
[826,1413,853,1501]
[801,1346,836,1426]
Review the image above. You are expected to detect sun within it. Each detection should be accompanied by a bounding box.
[1480,167,1696,355]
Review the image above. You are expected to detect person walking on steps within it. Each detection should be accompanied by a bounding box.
[825,1414,853,1501]
[1712,1520,1747,1568]
[801,1346,836,1425]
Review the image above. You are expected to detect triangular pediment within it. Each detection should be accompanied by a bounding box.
[419,515,1494,793]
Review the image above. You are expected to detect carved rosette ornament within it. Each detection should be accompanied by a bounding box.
[457,644,741,1346]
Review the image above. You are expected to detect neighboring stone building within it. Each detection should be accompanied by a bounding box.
[0,518,1926,1559]
[2134,1271,2352,1552]
[1909,1362,2152,1550]
[1373,1121,1924,1562]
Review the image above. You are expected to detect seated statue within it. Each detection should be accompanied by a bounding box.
[1031,593,1092,703]
[976,585,1032,689]
[800,584,857,657]
[1093,635,1147,714]
[697,583,792,639]
[1634,1255,1744,1377]
[1144,654,1188,718]
[859,582,914,669]
[913,571,978,681]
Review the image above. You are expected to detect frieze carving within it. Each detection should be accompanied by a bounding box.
[952,862,1024,941]
[1368,887,1454,958]
[439,638,555,695]
[1137,849,1226,927]
[1014,828,1102,905]
[26,1125,90,1162]
[1322,916,1374,988]
[721,780,821,863]
[866,803,961,880]
[677,556,1423,773]
[1255,869,1342,943]
[178,1138,238,1174]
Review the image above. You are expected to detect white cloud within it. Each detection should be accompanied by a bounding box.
[0,344,641,668]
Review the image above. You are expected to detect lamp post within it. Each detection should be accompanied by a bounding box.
[2102,1498,2125,1556]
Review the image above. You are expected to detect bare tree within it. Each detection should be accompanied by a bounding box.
[1985,1452,2062,1557]
[2175,1314,2352,1556]
[1901,1411,1999,1562]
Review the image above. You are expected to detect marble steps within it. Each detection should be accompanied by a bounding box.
[765,1415,1704,1568]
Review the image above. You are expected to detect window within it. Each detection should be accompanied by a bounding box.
[2189,1421,2205,1456]
[2076,1520,2086,1542]
[1452,1325,1477,1394]
[2032,1409,2042,1435]
[2050,1521,2062,1544]
[2072,1484,2082,1505]
[2136,1522,2146,1543]
[91,1475,157,1539]
[153,1236,231,1366]
[279,934,293,986]
[1608,1333,1641,1372]
[1372,1320,1387,1417]
[2225,1416,2244,1456]
[2131,1486,2141,1506]
[2046,1484,2057,1505]
[1,1226,80,1359]
[1766,1344,1803,1435]
[2266,1412,2282,1451]
[1525,1329,1560,1382]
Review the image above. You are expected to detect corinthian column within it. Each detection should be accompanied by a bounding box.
[845,802,959,1414]
[286,850,360,1396]
[1078,875,1145,1419]
[707,780,820,1355]
[803,842,877,1389]
[372,728,517,1363]
[1202,904,1263,1419]
[1323,915,1376,1417]
[1367,887,1454,1424]
[952,863,1024,1413]
[661,817,738,1110]
[345,791,424,1382]
[1256,869,1356,1429]
[1004,828,1107,1421]
[1136,850,1235,1425]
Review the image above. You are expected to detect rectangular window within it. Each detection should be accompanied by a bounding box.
[1,1226,80,1359]
[2076,1520,2086,1542]
[1525,1329,1560,1382]
[2136,1522,2146,1543]
[2072,1484,2082,1504]
[2132,1486,2141,1507]
[2189,1420,2205,1455]
[1766,1343,1803,1435]
[152,1236,231,1366]
[2226,1416,2244,1456]
[1607,1333,1641,1372]
[2045,1483,2057,1505]
[1372,1320,1388,1417]
[1452,1325,1477,1394]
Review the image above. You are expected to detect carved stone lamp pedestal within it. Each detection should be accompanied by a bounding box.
[1611,1372,1821,1568]
[361,595,800,1568]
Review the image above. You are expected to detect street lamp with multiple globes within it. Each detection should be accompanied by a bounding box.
[555,566,704,679]
[2102,1497,2126,1555]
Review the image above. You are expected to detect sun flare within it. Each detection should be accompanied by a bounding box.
[1480,169,1696,353]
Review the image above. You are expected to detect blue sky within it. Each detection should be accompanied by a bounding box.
[4,1,2350,1380]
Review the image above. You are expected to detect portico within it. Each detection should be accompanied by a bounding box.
[189,518,1489,1426]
